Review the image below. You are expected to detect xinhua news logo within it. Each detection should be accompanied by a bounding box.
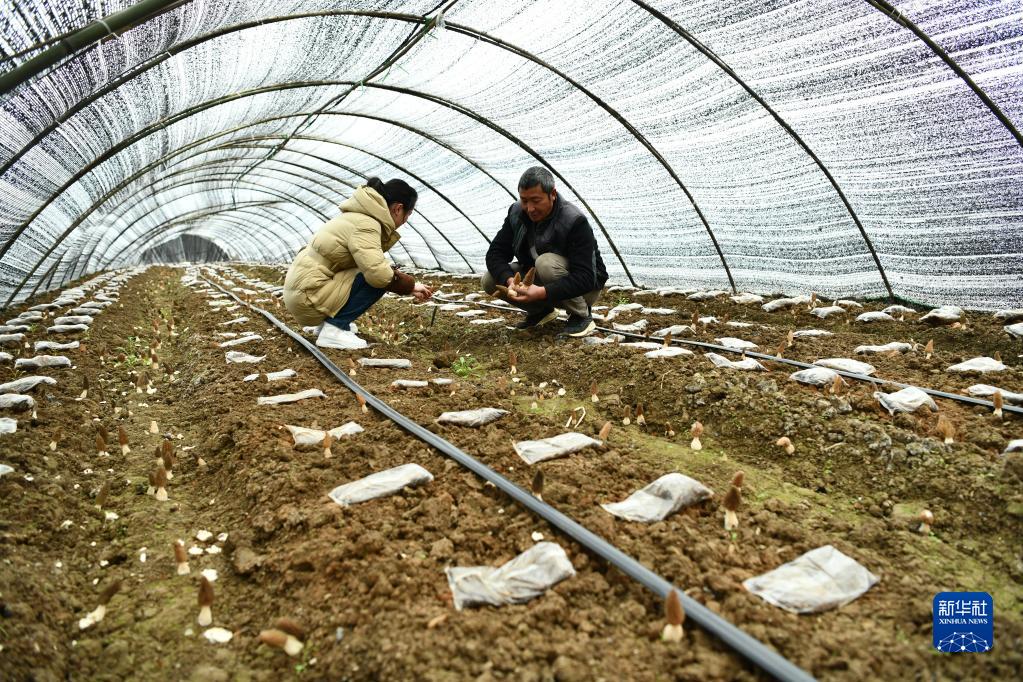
[933,592,994,653]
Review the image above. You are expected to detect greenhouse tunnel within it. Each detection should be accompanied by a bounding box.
[1,0,1020,311]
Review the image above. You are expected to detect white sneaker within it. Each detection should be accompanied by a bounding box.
[315,324,367,349]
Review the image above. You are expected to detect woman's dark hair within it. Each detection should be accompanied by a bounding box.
[365,177,417,213]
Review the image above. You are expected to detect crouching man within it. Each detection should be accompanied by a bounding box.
[482,167,607,337]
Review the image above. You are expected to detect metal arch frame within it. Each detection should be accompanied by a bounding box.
[140,233,230,264]
[864,0,1022,148]
[228,138,481,271]
[1,79,637,294]
[5,85,499,269]
[95,191,310,269]
[5,8,1019,297]
[1,12,640,283]
[109,157,434,270]
[24,200,285,301]
[26,110,479,297]
[73,151,455,276]
[631,0,896,300]
[88,164,451,275]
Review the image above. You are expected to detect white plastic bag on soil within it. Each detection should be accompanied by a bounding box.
[48,323,90,333]
[583,334,625,345]
[640,307,676,315]
[0,333,25,347]
[994,309,1023,323]
[226,351,265,364]
[789,366,840,386]
[706,353,765,371]
[0,325,29,333]
[455,310,487,318]
[810,306,845,319]
[446,542,576,610]
[743,545,879,614]
[1004,440,1023,454]
[947,357,1007,374]
[966,384,1023,404]
[438,303,468,312]
[392,379,429,389]
[835,300,862,309]
[613,319,648,332]
[328,463,433,506]
[15,355,71,370]
[882,305,916,317]
[814,358,876,376]
[855,342,911,354]
[243,369,296,382]
[920,305,963,325]
[53,315,93,325]
[220,317,249,326]
[793,329,832,338]
[0,394,32,410]
[601,473,714,522]
[437,408,508,427]
[644,347,694,359]
[762,295,810,312]
[715,337,758,350]
[731,293,764,304]
[0,352,11,363]
[0,418,16,434]
[0,463,12,476]
[34,340,79,351]
[1004,322,1023,339]
[874,387,938,415]
[688,290,728,301]
[286,422,364,446]
[621,341,662,350]
[219,334,263,348]
[358,358,412,369]
[514,432,603,464]
[0,376,56,393]
[470,318,505,325]
[257,389,326,406]
[652,324,693,337]
[855,312,894,323]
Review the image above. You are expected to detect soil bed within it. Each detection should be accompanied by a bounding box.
[1,265,1020,681]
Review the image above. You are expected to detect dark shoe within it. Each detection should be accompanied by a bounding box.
[561,313,596,337]
[514,307,559,330]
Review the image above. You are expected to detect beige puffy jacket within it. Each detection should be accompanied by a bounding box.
[283,186,413,326]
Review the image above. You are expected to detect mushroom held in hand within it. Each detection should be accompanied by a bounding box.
[661,590,685,643]
[690,421,703,450]
[197,576,214,626]
[723,485,741,530]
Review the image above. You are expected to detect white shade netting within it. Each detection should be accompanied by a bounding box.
[0,0,1019,307]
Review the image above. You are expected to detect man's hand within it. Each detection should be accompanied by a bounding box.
[507,283,547,304]
[412,282,433,302]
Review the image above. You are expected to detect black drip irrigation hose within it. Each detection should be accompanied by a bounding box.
[437,295,1023,418]
[197,272,815,682]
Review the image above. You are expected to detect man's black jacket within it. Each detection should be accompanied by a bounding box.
[485,197,608,302]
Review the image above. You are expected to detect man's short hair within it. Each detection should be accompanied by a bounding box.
[518,166,556,194]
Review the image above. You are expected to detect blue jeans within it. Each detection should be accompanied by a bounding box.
[324,273,386,331]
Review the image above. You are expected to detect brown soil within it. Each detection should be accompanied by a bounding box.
[1,265,1020,681]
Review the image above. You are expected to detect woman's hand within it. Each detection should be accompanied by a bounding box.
[412,282,433,302]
